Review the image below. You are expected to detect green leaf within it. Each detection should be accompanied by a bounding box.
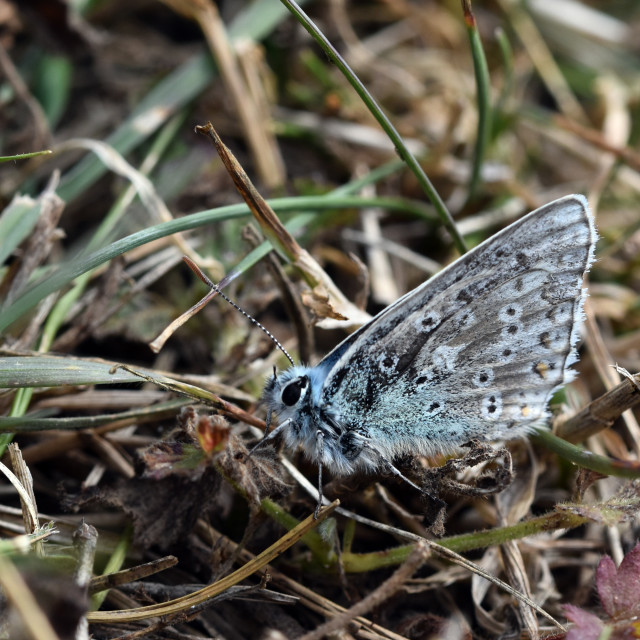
[0,356,144,388]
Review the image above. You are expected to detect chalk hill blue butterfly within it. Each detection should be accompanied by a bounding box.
[256,195,596,505]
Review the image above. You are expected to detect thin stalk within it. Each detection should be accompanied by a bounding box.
[462,0,492,201]
[278,0,466,254]
[534,428,640,479]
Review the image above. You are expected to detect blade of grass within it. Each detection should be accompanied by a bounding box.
[0,194,433,333]
[91,526,132,610]
[0,401,188,433]
[0,150,52,163]
[0,356,151,387]
[86,501,339,623]
[277,0,466,254]
[462,0,492,201]
[339,493,640,570]
[533,428,640,479]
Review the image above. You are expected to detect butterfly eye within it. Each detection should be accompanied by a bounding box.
[281,377,308,406]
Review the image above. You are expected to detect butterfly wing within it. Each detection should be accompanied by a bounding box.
[316,195,596,460]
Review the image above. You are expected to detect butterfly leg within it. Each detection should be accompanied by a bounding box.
[377,454,425,495]
[367,446,447,532]
[246,417,292,458]
[314,430,325,519]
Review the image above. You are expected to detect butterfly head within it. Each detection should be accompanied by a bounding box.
[261,364,361,473]
[263,365,316,424]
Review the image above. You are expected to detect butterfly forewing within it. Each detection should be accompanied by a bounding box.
[318,195,596,459]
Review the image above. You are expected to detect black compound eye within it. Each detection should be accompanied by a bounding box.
[281,377,307,407]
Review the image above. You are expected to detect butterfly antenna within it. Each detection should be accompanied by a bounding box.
[184,256,295,367]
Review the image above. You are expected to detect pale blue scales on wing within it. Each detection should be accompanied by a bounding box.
[259,195,597,485]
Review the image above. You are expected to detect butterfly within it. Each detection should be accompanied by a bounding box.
[254,195,597,513]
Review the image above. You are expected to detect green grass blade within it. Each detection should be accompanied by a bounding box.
[0,356,146,387]
[0,194,432,333]
[278,0,466,254]
[462,0,492,201]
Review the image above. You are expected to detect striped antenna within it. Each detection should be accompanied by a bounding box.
[183,256,295,367]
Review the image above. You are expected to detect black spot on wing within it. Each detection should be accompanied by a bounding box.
[421,315,437,329]
[457,289,472,304]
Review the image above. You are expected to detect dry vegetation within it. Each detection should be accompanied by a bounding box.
[1,0,640,638]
